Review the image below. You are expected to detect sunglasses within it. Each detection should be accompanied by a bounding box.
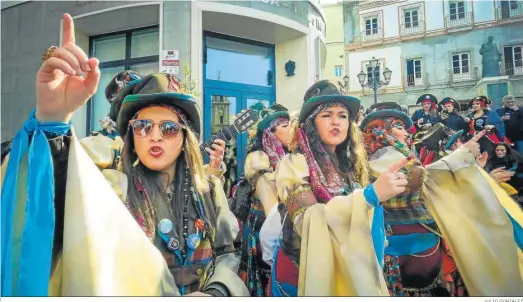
[129,119,185,139]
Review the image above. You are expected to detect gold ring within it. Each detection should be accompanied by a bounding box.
[42,46,58,61]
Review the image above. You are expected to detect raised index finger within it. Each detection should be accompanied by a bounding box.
[469,130,486,143]
[61,13,75,46]
[387,157,410,173]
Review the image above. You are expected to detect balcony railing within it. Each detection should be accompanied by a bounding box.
[451,66,479,82]
[502,61,523,76]
[446,12,473,28]
[361,28,383,43]
[406,74,424,87]
[400,21,425,36]
[498,2,523,20]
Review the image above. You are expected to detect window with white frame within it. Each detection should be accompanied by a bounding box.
[89,27,159,134]
[364,16,379,35]
[334,65,343,77]
[366,63,381,85]
[404,8,420,28]
[449,1,466,20]
[500,0,523,19]
[406,58,423,86]
[452,52,470,74]
[504,45,523,75]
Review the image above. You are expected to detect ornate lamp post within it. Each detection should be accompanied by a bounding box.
[357,57,393,105]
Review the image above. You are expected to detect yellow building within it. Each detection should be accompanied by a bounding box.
[322,0,346,85]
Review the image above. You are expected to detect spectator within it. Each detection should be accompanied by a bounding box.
[496,95,523,153]
[485,142,523,201]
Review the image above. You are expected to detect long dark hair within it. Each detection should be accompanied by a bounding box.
[488,142,523,164]
[302,120,369,186]
[121,123,212,234]
[247,131,264,153]
[122,127,166,213]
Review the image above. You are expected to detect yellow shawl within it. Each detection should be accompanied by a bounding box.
[2,133,180,296]
[369,146,523,296]
[275,153,389,296]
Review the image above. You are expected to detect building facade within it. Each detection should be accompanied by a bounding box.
[1,0,326,177]
[344,0,523,112]
[321,0,346,84]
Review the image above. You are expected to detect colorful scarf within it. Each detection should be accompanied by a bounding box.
[365,118,413,158]
[261,118,287,170]
[297,102,347,203]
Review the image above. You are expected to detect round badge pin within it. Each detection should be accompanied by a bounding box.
[167,237,180,251]
[195,219,205,231]
[158,218,173,234]
[186,233,201,250]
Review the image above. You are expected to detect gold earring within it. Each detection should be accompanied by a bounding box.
[133,157,140,167]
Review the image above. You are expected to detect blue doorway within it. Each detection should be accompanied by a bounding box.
[203,31,276,186]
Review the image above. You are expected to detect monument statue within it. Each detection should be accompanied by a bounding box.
[479,36,502,78]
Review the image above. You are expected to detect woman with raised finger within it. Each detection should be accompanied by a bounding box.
[102,73,246,297]
[1,13,246,297]
[360,109,523,296]
[269,80,411,296]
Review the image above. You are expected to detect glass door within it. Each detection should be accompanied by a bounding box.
[204,88,242,197]
[237,92,275,178]
[203,90,275,186]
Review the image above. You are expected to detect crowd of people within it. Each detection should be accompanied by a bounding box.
[1,14,523,297]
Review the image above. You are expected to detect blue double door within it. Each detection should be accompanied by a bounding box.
[203,31,276,183]
[203,88,274,180]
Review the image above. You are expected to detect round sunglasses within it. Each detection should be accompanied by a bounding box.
[129,119,185,140]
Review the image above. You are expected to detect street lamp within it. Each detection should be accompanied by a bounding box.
[357,57,393,105]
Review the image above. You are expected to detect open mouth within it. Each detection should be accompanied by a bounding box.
[149,146,164,158]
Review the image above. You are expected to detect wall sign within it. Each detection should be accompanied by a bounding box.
[257,0,326,37]
[161,50,180,75]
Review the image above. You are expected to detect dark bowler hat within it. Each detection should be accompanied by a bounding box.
[256,104,290,132]
[105,70,143,103]
[439,97,460,111]
[468,95,492,108]
[359,109,413,132]
[299,80,360,123]
[416,94,438,105]
[365,101,403,115]
[110,72,201,137]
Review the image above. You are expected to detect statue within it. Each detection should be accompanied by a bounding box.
[479,36,502,78]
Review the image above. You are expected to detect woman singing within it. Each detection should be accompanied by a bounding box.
[268,80,412,296]
[1,14,247,297]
